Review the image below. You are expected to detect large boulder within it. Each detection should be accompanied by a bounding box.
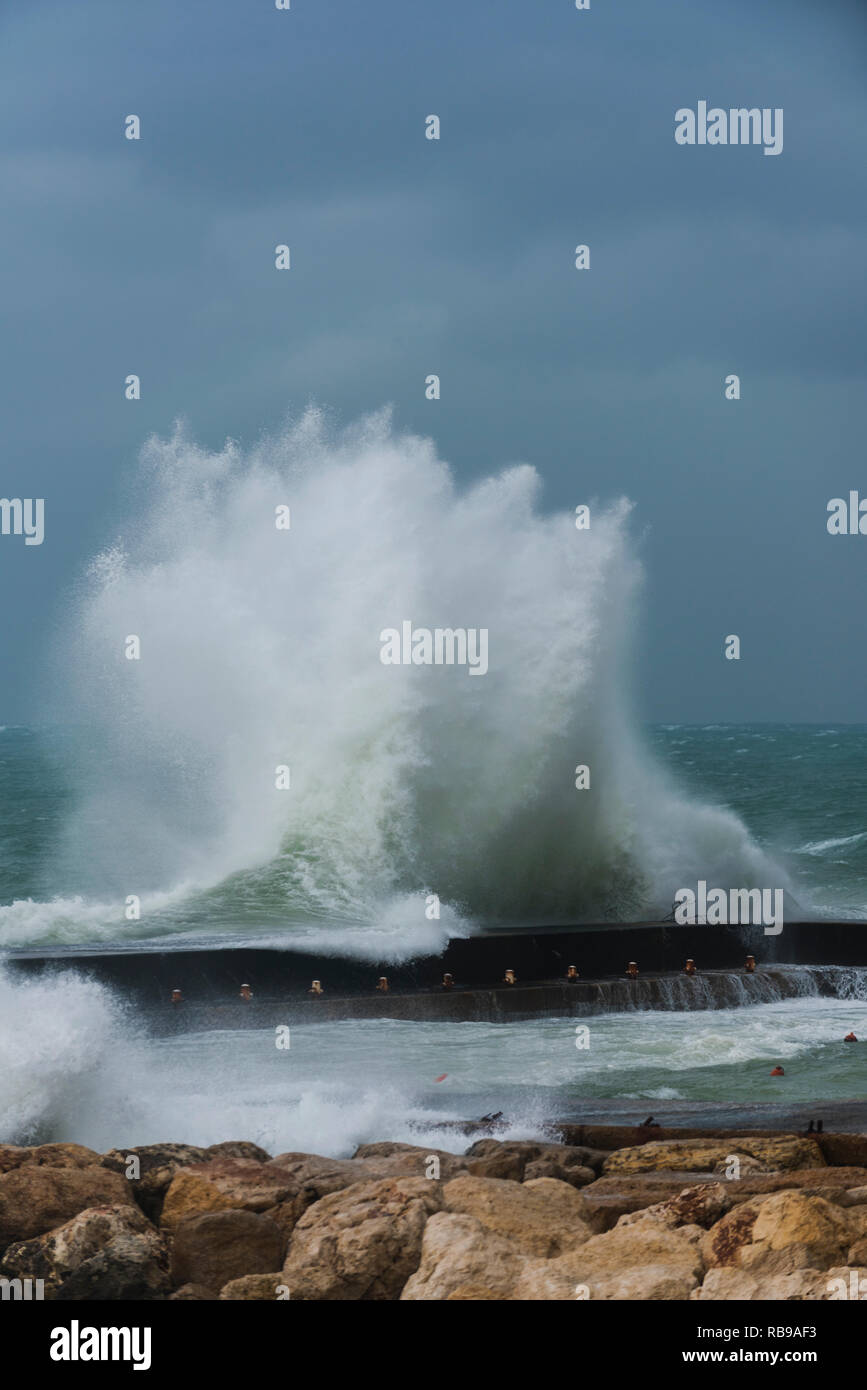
[581,1167,867,1232]
[100,1144,209,1221]
[465,1138,607,1179]
[170,1209,285,1292]
[513,1217,705,1300]
[0,1165,134,1249]
[580,1174,720,1231]
[401,1213,526,1300]
[749,1190,855,1266]
[694,1265,867,1300]
[0,1143,101,1175]
[702,1191,854,1274]
[160,1159,298,1229]
[352,1143,474,1180]
[205,1142,272,1162]
[268,1151,459,1228]
[602,1136,825,1177]
[282,1176,442,1300]
[441,1175,592,1258]
[733,1168,867,1197]
[0,1203,169,1300]
[617,1184,732,1231]
[352,1141,527,1184]
[814,1134,867,1168]
[523,1160,596,1188]
[269,1153,388,1200]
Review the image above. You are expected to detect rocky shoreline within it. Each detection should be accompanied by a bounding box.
[3,1127,867,1300]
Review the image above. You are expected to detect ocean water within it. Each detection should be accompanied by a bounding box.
[2,968,866,1153]
[0,722,865,951]
[1,719,865,1149]
[0,411,812,956]
[0,412,865,1147]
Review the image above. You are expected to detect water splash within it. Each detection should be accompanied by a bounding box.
[8,407,790,956]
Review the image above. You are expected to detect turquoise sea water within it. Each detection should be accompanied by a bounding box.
[0,723,866,951]
[1,722,865,1148]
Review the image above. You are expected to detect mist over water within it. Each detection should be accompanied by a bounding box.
[2,408,792,953]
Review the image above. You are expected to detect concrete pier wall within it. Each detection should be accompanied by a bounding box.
[3,919,864,1031]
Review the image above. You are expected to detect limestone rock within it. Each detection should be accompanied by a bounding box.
[819,1265,867,1299]
[581,1166,867,1233]
[205,1141,272,1162]
[161,1159,297,1228]
[351,1142,472,1180]
[269,1152,384,1198]
[813,1134,867,1168]
[269,1150,455,1222]
[694,1264,867,1301]
[838,1185,867,1206]
[282,1176,442,1300]
[400,1212,525,1300]
[441,1175,592,1258]
[513,1221,704,1300]
[169,1282,215,1300]
[0,1164,134,1248]
[170,1209,285,1292]
[523,1160,596,1188]
[0,1203,169,1300]
[219,1272,287,1300]
[702,1191,854,1273]
[465,1138,606,1178]
[733,1167,867,1197]
[0,1143,101,1174]
[693,1267,821,1300]
[100,1143,209,1220]
[848,1237,867,1265]
[602,1136,824,1177]
[617,1184,732,1231]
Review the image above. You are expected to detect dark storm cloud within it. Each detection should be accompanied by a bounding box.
[0,0,865,720]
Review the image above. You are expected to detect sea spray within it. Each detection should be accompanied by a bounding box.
[13,405,791,956]
[0,965,127,1143]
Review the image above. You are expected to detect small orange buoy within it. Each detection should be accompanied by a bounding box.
[434,1074,448,1083]
[770,1065,785,1076]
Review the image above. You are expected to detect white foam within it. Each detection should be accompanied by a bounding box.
[18,406,791,955]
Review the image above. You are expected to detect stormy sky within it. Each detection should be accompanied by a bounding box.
[1,0,865,722]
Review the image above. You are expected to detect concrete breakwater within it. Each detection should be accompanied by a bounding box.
[133,963,863,1033]
[3,920,864,1031]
